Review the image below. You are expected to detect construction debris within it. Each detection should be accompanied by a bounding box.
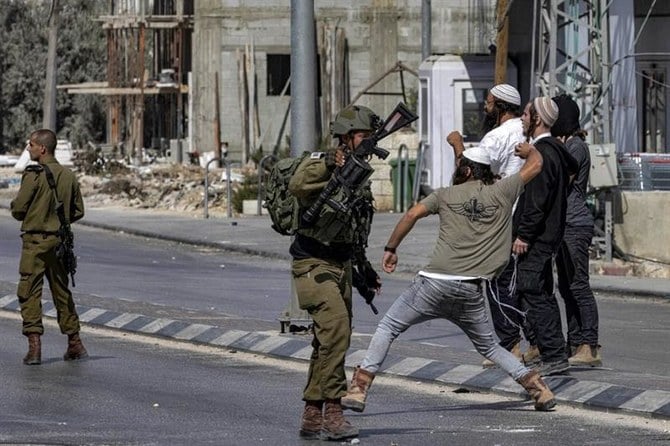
[0,156,250,218]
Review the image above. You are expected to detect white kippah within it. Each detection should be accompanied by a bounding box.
[462,146,491,166]
[490,83,521,106]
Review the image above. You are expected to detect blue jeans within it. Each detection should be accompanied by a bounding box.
[360,274,531,381]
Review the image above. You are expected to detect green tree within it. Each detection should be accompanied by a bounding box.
[0,0,106,152]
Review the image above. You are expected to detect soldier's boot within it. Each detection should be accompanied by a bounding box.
[299,400,323,440]
[482,342,521,368]
[23,333,41,365]
[63,333,89,361]
[522,344,541,366]
[341,366,375,413]
[568,344,602,367]
[322,399,359,441]
[517,370,556,411]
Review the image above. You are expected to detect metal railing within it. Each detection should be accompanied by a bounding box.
[394,144,412,212]
[204,157,232,219]
[618,153,670,191]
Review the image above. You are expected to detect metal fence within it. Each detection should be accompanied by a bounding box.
[617,153,670,191]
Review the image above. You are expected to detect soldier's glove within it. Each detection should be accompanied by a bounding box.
[352,261,380,314]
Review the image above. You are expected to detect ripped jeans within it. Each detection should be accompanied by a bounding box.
[360,274,531,381]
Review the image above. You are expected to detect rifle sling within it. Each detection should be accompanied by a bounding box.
[41,164,69,230]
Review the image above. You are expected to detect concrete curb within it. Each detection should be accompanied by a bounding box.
[2,294,668,420]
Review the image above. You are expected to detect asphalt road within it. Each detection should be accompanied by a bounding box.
[0,215,485,349]
[0,314,668,446]
[1,215,669,394]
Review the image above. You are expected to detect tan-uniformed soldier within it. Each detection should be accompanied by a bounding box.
[289,105,382,441]
[11,129,87,365]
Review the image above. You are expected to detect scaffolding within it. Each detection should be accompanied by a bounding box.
[63,0,193,160]
[532,0,611,144]
[532,0,615,261]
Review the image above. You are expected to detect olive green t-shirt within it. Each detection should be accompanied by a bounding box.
[420,173,524,279]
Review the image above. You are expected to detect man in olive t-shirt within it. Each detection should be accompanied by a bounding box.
[342,142,559,417]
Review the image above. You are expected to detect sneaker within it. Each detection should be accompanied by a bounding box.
[569,344,602,367]
[536,359,570,377]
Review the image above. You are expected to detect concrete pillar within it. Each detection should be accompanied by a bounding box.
[609,0,638,152]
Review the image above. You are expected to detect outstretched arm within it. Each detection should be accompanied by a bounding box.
[382,203,430,273]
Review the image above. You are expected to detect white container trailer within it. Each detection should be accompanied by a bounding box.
[417,54,518,193]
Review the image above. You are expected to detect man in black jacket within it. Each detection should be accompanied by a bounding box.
[513,97,577,376]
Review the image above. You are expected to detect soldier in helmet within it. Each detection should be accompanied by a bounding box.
[289,104,382,441]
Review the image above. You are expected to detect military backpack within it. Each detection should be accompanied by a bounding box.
[263,152,310,236]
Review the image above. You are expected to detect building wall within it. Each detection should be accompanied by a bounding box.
[191,1,497,162]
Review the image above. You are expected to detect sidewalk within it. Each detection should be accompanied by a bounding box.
[1,201,669,419]
[79,205,670,298]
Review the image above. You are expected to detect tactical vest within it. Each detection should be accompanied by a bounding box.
[297,182,374,246]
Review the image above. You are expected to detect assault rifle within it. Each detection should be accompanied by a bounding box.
[42,165,78,287]
[301,102,419,226]
[55,210,78,287]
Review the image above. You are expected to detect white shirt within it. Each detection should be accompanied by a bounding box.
[531,132,552,144]
[478,117,526,178]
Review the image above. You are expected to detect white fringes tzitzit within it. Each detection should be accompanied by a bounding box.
[507,253,518,298]
[488,255,526,329]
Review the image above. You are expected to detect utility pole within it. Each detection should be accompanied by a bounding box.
[494,0,509,85]
[43,0,59,131]
[421,0,431,61]
[290,0,318,156]
[279,0,318,332]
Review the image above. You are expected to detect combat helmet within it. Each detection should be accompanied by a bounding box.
[330,105,382,136]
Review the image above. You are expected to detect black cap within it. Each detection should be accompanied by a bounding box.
[551,94,581,137]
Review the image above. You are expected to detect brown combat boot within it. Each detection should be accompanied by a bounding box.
[522,344,541,366]
[482,342,521,368]
[322,399,359,441]
[517,370,556,411]
[63,333,89,361]
[23,333,41,365]
[341,366,375,412]
[299,400,323,440]
[568,344,602,367]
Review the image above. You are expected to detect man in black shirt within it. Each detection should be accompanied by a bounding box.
[513,97,577,376]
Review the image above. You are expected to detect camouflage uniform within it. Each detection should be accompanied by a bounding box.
[11,155,85,336]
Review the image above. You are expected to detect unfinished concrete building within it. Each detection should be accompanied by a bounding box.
[65,0,193,161]
[191,1,497,164]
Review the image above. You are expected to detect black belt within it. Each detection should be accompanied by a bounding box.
[23,231,59,236]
